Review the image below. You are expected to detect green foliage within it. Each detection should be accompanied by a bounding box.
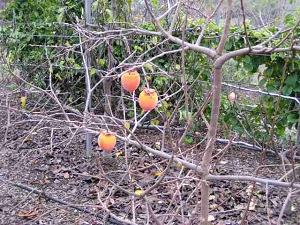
[1,0,83,89]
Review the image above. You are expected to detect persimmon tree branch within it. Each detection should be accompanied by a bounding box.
[200,1,233,223]
[157,3,178,21]
[178,91,212,145]
[214,45,300,68]
[240,0,251,50]
[216,0,233,55]
[196,0,224,45]
[168,0,182,34]
[205,174,300,189]
[144,0,217,58]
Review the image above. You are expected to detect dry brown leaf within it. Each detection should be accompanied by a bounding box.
[209,195,215,200]
[208,215,215,222]
[152,170,162,176]
[63,172,70,179]
[249,200,256,211]
[17,208,39,219]
[209,203,218,209]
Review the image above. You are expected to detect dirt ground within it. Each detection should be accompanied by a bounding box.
[0,86,300,225]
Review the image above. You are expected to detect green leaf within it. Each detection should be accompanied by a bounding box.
[74,64,81,69]
[293,85,300,92]
[150,119,160,125]
[7,83,18,89]
[184,136,193,144]
[243,56,253,72]
[287,114,299,124]
[229,117,238,125]
[68,58,75,64]
[282,85,293,96]
[144,62,154,73]
[285,13,294,24]
[133,45,143,52]
[152,36,158,44]
[276,124,286,136]
[55,73,62,81]
[179,110,192,121]
[57,8,64,22]
[91,1,99,11]
[285,75,298,87]
[105,9,113,22]
[90,68,96,76]
[98,58,105,66]
[259,78,267,88]
[152,0,159,9]
[162,101,168,109]
[225,40,232,50]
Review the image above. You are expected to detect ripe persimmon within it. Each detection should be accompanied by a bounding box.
[121,70,140,92]
[98,130,116,151]
[138,87,158,111]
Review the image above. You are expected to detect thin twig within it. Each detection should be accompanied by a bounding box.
[240,0,252,51]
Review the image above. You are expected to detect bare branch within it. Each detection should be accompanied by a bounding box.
[144,0,216,58]
[178,91,212,145]
[157,3,178,21]
[240,0,251,50]
[205,174,300,189]
[196,0,224,45]
[168,0,182,34]
[277,189,293,224]
[216,0,233,55]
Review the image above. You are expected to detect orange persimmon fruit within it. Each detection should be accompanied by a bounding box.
[98,130,116,151]
[138,87,158,111]
[121,69,140,92]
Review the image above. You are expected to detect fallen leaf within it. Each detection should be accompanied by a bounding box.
[175,162,183,169]
[209,195,215,200]
[44,177,50,184]
[235,203,246,210]
[219,160,228,165]
[246,184,254,195]
[116,151,124,157]
[152,170,162,176]
[208,215,215,222]
[249,200,256,211]
[134,189,143,195]
[17,208,39,219]
[20,96,26,108]
[24,136,30,142]
[154,141,161,149]
[209,203,218,209]
[63,172,70,179]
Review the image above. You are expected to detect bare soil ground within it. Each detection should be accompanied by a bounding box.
[1,86,300,225]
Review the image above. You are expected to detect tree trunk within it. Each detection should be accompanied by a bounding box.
[200,68,222,225]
